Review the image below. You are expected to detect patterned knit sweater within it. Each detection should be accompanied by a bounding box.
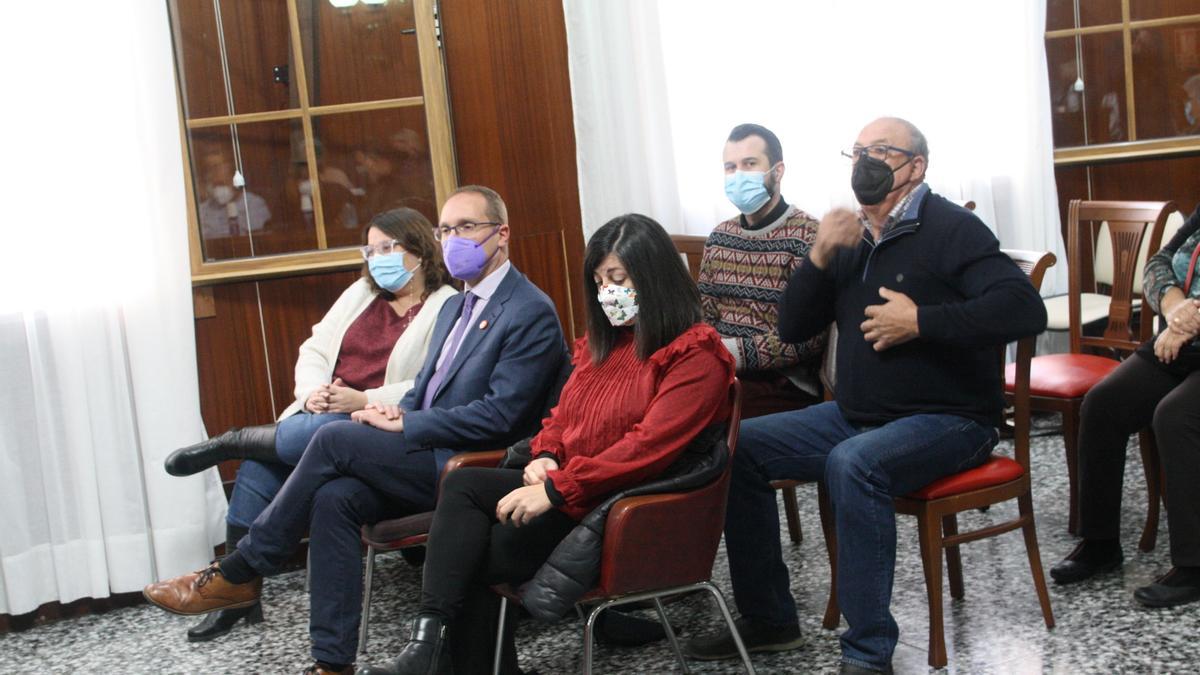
[698,203,825,382]
[531,324,734,520]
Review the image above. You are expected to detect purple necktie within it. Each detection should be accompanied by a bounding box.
[421,291,477,410]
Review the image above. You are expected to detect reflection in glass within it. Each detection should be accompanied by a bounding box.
[1131,0,1200,22]
[169,0,295,119]
[1133,24,1200,140]
[190,120,319,261]
[1046,0,1122,31]
[305,0,424,106]
[313,106,438,249]
[1046,33,1128,147]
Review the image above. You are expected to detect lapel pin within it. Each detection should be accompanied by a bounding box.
[479,319,489,330]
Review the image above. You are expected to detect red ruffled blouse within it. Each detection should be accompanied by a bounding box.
[531,323,735,520]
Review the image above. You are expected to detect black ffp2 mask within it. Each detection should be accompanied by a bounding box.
[851,155,912,206]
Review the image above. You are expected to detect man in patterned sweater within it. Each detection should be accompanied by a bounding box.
[699,123,825,417]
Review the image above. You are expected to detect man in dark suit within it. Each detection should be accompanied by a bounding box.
[143,185,569,674]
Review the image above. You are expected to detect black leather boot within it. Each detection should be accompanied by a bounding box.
[356,615,451,675]
[165,424,279,476]
[186,524,264,642]
[186,602,264,641]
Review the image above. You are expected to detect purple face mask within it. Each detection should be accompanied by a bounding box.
[442,227,500,281]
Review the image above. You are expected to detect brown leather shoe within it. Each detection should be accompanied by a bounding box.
[142,562,261,616]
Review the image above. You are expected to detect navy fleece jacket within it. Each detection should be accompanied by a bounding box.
[780,190,1047,426]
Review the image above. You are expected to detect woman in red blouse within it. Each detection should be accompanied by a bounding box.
[359,214,735,675]
[162,208,457,643]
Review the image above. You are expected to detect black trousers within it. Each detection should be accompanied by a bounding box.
[422,467,577,673]
[1078,352,1200,566]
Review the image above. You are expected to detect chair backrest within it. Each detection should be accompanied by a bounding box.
[819,322,838,400]
[1066,199,1176,354]
[596,378,742,596]
[670,234,707,282]
[1093,209,1184,291]
[1002,249,1057,470]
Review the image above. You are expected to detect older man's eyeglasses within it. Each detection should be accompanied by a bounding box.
[359,239,403,260]
[435,221,500,240]
[841,144,916,162]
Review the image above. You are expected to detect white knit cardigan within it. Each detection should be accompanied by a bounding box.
[279,279,459,419]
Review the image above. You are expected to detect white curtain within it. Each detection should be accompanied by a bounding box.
[565,0,1066,295]
[0,3,226,615]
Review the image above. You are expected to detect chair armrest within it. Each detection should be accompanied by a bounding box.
[441,449,506,478]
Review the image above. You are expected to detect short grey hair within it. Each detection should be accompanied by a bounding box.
[886,117,929,161]
[449,184,508,224]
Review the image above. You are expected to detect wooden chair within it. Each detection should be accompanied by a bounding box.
[820,250,1058,668]
[1005,200,1175,537]
[491,380,752,675]
[1041,210,1184,332]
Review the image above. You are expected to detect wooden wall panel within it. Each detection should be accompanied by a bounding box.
[257,269,361,414]
[440,0,586,340]
[1084,153,1200,214]
[193,280,275,484]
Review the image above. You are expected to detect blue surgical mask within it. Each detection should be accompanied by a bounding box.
[725,170,771,214]
[368,252,417,292]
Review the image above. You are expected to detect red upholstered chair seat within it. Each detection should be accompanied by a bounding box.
[361,512,434,550]
[1006,353,1119,399]
[907,455,1025,500]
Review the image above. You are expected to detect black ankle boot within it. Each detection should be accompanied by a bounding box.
[186,602,265,641]
[357,615,451,675]
[164,424,278,476]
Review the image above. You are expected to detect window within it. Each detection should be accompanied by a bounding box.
[167,0,456,283]
[1046,0,1200,164]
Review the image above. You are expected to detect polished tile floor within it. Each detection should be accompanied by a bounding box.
[2,418,1196,674]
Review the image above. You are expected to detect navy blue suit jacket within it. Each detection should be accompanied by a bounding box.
[400,265,569,456]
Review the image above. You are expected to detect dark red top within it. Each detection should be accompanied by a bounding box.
[532,323,735,520]
[332,296,423,391]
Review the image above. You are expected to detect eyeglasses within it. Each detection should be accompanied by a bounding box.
[435,221,500,240]
[359,239,404,260]
[841,144,916,162]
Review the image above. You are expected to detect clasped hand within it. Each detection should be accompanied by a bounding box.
[861,287,919,351]
[306,377,368,414]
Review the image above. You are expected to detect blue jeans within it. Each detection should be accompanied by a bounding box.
[226,412,351,529]
[237,420,440,664]
[724,401,996,670]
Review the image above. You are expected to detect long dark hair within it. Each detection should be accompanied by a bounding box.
[584,213,702,363]
[362,207,455,300]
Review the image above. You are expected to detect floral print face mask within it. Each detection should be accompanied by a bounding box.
[597,284,638,326]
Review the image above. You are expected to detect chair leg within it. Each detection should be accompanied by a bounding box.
[1063,402,1081,535]
[1018,493,1056,630]
[782,486,802,544]
[492,596,508,675]
[1138,429,1162,552]
[357,547,376,658]
[817,482,840,630]
[583,602,603,675]
[653,597,690,674]
[916,507,948,669]
[698,581,757,675]
[943,514,964,600]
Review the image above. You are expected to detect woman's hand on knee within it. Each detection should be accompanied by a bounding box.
[1155,328,1188,364]
[496,484,553,527]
